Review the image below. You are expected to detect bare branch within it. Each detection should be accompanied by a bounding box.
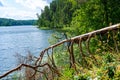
[0,23,120,79]
[0,64,35,79]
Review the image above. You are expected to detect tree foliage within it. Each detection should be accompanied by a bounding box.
[37,0,78,28]
[37,0,120,35]
[0,18,36,26]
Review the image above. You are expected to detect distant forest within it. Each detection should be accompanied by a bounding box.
[0,18,36,26]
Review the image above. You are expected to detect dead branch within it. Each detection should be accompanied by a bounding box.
[69,41,75,68]
[0,64,35,79]
[38,24,120,57]
[47,50,52,63]
[0,62,61,79]
[51,48,57,69]
[86,34,92,55]
[0,23,120,79]
[35,24,120,65]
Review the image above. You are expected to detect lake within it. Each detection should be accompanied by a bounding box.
[0,26,53,75]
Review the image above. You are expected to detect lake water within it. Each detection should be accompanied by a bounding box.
[0,26,53,75]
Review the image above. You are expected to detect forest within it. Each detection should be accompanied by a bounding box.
[37,0,120,35]
[0,18,36,26]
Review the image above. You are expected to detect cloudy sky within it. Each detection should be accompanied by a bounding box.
[0,0,52,20]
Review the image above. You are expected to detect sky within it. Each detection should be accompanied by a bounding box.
[0,0,52,20]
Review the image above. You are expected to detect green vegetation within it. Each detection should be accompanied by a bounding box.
[0,18,36,26]
[37,0,78,29]
[49,32,120,80]
[37,0,120,35]
[36,0,120,79]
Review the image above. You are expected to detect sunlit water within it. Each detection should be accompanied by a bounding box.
[0,26,53,75]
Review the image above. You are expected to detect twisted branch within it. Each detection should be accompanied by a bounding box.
[0,23,120,79]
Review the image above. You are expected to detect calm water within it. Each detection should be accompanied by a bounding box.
[0,26,53,75]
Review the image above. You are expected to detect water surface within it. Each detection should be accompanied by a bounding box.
[0,26,52,75]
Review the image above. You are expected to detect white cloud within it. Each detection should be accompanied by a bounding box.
[0,0,51,20]
[0,0,7,6]
[16,0,49,10]
[0,1,3,7]
[0,6,37,20]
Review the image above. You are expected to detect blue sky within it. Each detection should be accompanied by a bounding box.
[0,0,52,20]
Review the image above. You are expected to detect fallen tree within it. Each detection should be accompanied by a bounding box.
[0,23,120,79]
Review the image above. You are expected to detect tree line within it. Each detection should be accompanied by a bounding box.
[0,18,36,26]
[37,0,120,35]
